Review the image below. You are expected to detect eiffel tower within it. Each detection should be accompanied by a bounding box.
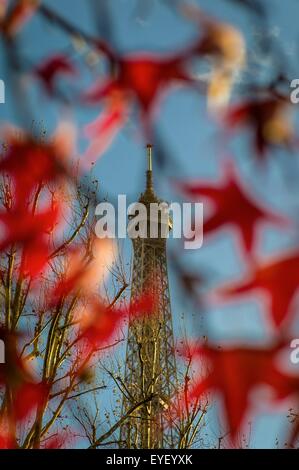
[120,145,177,449]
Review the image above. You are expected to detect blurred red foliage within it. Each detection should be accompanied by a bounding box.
[178,161,289,254]
[0,328,49,448]
[34,54,77,95]
[225,94,295,157]
[185,343,298,442]
[218,250,299,327]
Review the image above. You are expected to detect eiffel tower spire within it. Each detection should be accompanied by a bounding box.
[145,143,153,193]
[120,145,177,449]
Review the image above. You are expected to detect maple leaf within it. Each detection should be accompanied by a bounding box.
[185,343,292,441]
[74,293,155,380]
[82,8,245,158]
[50,238,115,303]
[0,124,76,278]
[178,161,289,254]
[0,202,60,278]
[0,432,15,449]
[34,54,77,94]
[0,124,74,205]
[80,292,155,350]
[0,328,49,432]
[115,55,191,113]
[84,52,192,111]
[83,88,128,163]
[0,417,16,449]
[13,381,48,421]
[225,94,295,158]
[84,5,245,117]
[217,250,299,327]
[79,300,125,350]
[82,53,192,159]
[42,431,74,449]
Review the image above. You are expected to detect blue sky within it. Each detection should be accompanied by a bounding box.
[1,0,299,448]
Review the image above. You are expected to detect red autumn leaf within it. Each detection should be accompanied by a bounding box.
[116,55,191,113]
[0,202,60,277]
[42,432,73,449]
[75,293,155,380]
[217,250,299,327]
[34,54,77,94]
[0,136,68,205]
[87,54,191,114]
[0,435,14,449]
[0,423,15,449]
[260,365,299,447]
[224,94,295,158]
[0,328,49,426]
[83,88,128,163]
[86,7,245,115]
[0,202,58,247]
[80,293,155,350]
[128,291,157,318]
[80,300,124,349]
[185,343,291,441]
[178,161,289,253]
[82,53,192,157]
[13,381,48,421]
[20,237,50,278]
[50,238,115,304]
[82,11,245,157]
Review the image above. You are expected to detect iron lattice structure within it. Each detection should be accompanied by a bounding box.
[120,145,177,449]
